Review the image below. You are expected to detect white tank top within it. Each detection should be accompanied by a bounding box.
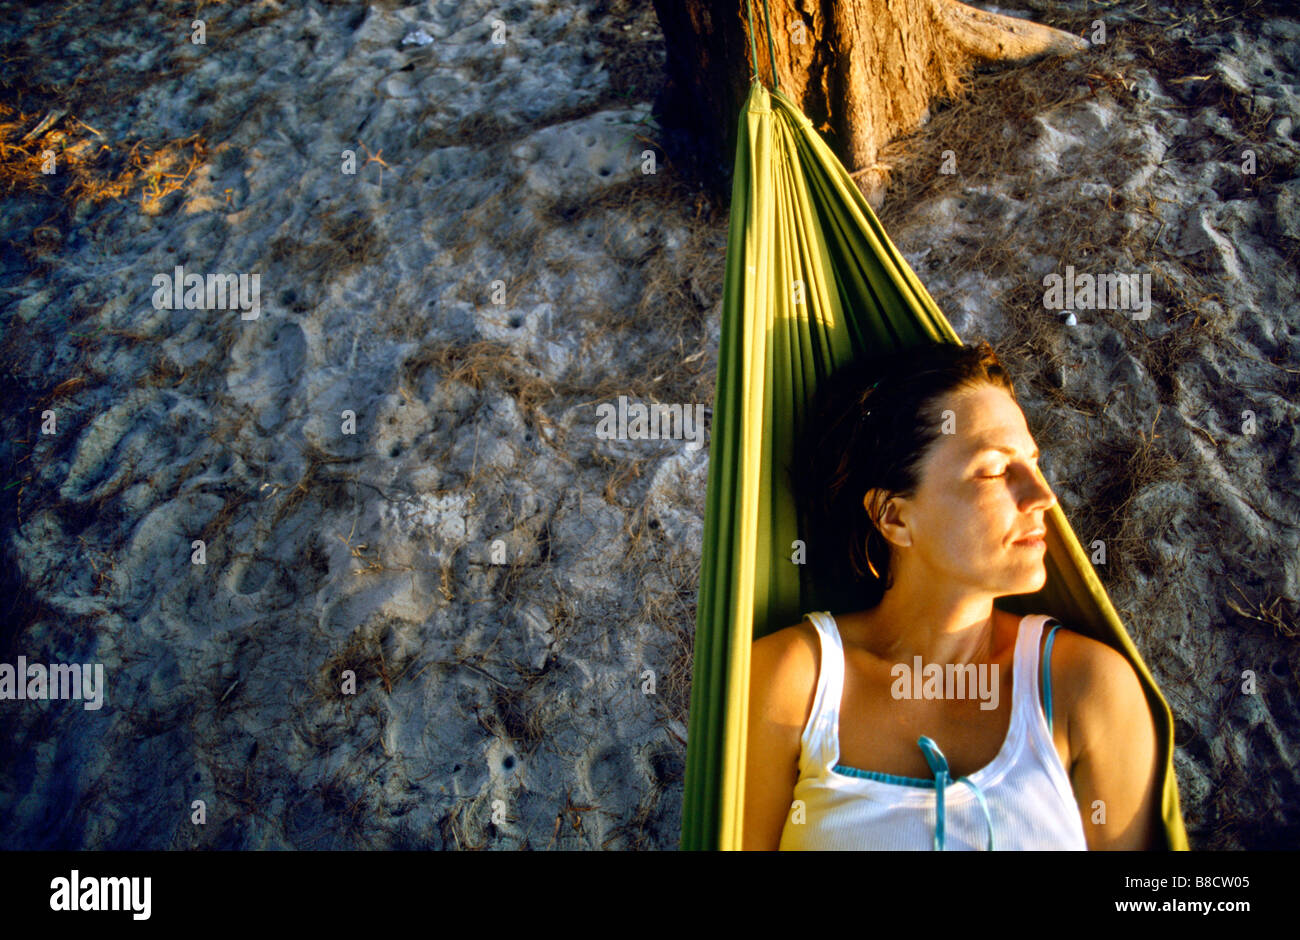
[778,611,1088,850]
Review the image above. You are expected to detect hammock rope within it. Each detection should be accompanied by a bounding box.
[746,0,781,93]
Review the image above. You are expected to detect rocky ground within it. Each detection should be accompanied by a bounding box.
[0,0,1295,849]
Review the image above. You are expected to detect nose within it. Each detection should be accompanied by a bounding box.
[1024,463,1057,511]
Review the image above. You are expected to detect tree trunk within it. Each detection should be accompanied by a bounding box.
[651,0,1086,207]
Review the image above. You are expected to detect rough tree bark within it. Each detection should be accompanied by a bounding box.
[650,0,1087,206]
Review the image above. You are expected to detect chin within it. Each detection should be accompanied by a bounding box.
[1016,565,1049,593]
[995,561,1048,595]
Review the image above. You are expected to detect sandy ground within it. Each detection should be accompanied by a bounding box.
[0,0,1296,849]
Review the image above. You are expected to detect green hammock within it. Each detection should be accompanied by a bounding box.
[678,77,1188,851]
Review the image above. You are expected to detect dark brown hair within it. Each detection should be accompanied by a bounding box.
[791,340,1017,612]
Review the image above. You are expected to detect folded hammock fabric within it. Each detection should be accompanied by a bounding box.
[679,78,1188,851]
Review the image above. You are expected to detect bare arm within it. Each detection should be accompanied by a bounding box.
[741,624,815,851]
[1061,634,1162,850]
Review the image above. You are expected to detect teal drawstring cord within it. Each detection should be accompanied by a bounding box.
[917,736,995,851]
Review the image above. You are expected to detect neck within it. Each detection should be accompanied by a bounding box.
[861,585,1002,667]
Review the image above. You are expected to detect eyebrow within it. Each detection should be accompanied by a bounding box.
[972,443,1040,460]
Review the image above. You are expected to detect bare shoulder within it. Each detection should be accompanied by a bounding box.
[744,621,821,849]
[1045,622,1161,848]
[750,619,821,724]
[752,619,820,677]
[1045,625,1150,732]
[1047,626,1144,691]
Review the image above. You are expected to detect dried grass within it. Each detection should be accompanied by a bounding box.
[0,100,207,215]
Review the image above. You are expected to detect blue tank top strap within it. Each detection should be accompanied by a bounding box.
[1041,620,1063,736]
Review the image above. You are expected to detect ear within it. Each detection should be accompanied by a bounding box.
[862,488,892,538]
[872,491,913,550]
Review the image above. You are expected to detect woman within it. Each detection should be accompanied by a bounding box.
[744,341,1162,850]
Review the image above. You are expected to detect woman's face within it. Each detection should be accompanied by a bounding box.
[872,383,1057,596]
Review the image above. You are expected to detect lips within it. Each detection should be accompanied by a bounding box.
[1012,528,1047,544]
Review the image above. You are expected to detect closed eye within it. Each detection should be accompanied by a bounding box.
[982,461,1040,479]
